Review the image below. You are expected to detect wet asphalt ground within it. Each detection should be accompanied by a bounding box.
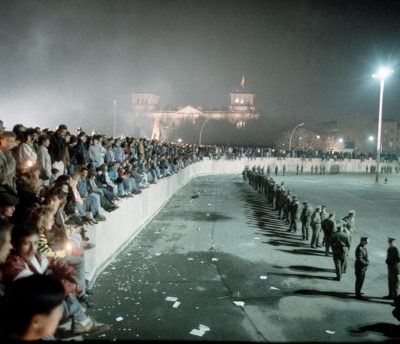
[86,173,400,342]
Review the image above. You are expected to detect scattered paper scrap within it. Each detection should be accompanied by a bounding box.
[127,253,132,256]
[190,329,205,337]
[270,286,280,290]
[154,253,161,256]
[197,227,201,231]
[173,301,181,308]
[260,276,268,280]
[212,258,218,262]
[326,330,335,335]
[116,317,124,322]
[199,324,210,332]
[206,213,210,217]
[233,301,245,307]
[188,258,194,261]
[254,237,261,240]
[207,203,212,206]
[165,296,178,302]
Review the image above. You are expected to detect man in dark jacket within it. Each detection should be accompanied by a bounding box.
[355,237,369,300]
[48,124,67,174]
[383,238,400,300]
[321,213,336,256]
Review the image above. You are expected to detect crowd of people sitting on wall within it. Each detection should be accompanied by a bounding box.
[0,121,212,339]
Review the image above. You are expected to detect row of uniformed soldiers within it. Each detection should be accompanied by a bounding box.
[243,165,400,301]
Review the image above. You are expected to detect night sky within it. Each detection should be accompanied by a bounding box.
[1,0,400,141]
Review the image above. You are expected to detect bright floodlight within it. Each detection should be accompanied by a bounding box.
[338,138,344,143]
[316,135,321,139]
[372,67,394,80]
[178,138,182,143]
[368,135,374,141]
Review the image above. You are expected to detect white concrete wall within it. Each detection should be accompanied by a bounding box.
[85,157,396,284]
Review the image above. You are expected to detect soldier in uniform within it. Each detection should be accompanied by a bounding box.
[288,198,300,233]
[296,164,299,175]
[355,237,369,300]
[321,213,335,256]
[267,165,271,177]
[300,201,312,241]
[383,238,400,300]
[283,191,292,225]
[343,210,356,235]
[278,189,286,220]
[275,165,278,176]
[330,222,351,281]
[315,165,319,174]
[275,185,281,213]
[310,206,322,248]
[282,164,286,176]
[300,164,303,174]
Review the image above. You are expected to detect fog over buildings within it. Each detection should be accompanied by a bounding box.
[1,0,400,145]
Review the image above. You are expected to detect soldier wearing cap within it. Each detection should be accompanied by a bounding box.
[330,222,351,281]
[310,206,322,248]
[288,197,300,233]
[343,210,356,235]
[355,237,369,299]
[300,201,312,241]
[383,238,400,300]
[321,213,335,256]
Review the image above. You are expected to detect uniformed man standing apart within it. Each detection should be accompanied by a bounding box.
[288,197,300,233]
[383,238,400,300]
[355,237,369,300]
[330,222,351,281]
[300,201,312,241]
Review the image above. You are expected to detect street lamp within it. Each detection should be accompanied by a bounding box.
[288,122,304,152]
[372,67,394,183]
[368,135,374,142]
[199,117,211,145]
[338,138,344,143]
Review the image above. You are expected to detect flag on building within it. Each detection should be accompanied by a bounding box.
[240,75,245,87]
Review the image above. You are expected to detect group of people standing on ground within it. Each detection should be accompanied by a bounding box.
[243,165,400,304]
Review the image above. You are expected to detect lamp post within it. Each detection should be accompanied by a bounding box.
[113,99,117,138]
[288,122,304,153]
[372,67,394,183]
[199,117,211,145]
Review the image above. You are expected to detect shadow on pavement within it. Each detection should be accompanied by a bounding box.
[277,248,327,256]
[269,272,335,281]
[266,239,306,248]
[349,322,400,339]
[288,265,335,273]
[295,289,393,305]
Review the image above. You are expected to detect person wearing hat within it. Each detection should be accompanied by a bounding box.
[288,198,300,233]
[330,222,351,281]
[343,210,356,235]
[300,201,312,241]
[383,238,400,300]
[310,206,322,248]
[355,237,369,300]
[321,213,336,256]
[0,191,19,223]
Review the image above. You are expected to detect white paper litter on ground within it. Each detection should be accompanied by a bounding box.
[172,301,181,308]
[116,317,124,322]
[208,203,212,206]
[233,301,245,307]
[254,237,261,240]
[206,213,210,216]
[165,296,178,302]
[199,324,210,332]
[270,286,280,290]
[212,258,218,262]
[154,253,161,256]
[260,276,268,280]
[190,329,205,337]
[127,253,132,256]
[326,330,335,334]
[188,258,194,261]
